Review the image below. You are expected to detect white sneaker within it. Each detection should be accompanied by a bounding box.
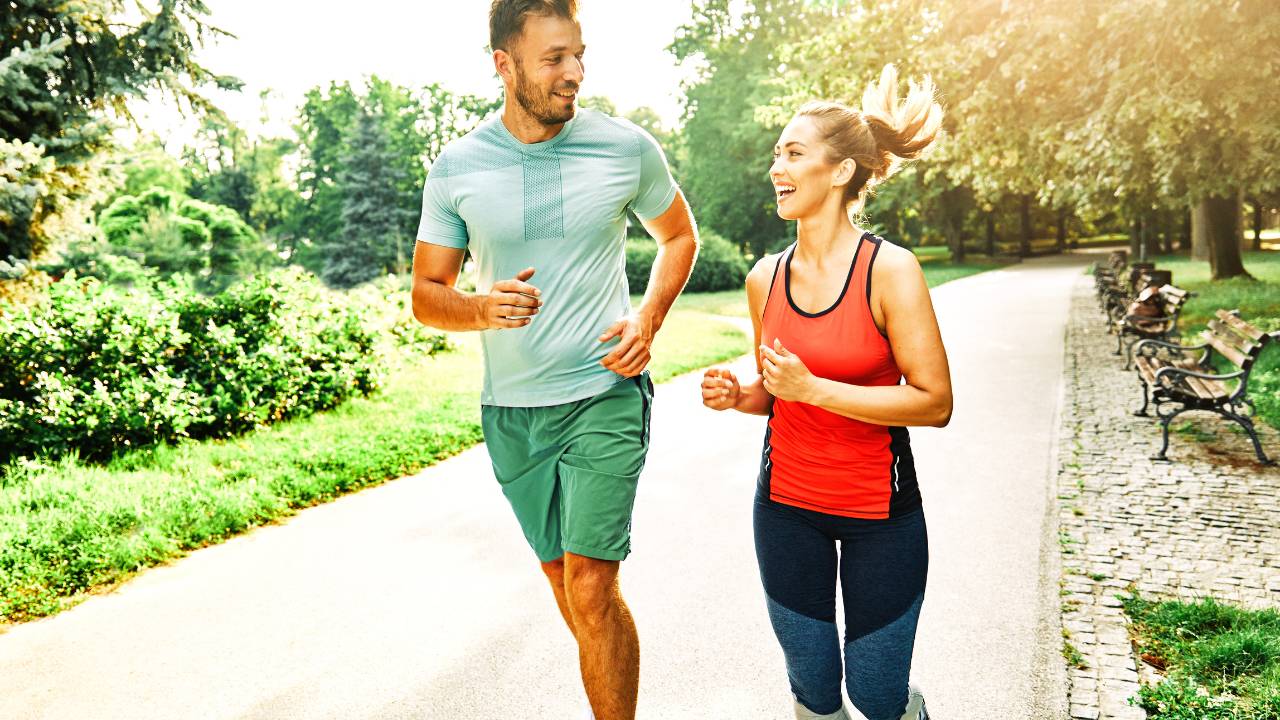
[903,683,927,720]
[793,700,852,720]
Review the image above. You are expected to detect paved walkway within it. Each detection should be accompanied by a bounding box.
[1055,277,1280,720]
[0,255,1090,719]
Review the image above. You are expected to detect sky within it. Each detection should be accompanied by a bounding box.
[133,1,698,146]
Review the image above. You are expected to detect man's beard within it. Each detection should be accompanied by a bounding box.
[513,64,577,126]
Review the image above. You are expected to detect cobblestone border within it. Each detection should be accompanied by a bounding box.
[1055,275,1280,720]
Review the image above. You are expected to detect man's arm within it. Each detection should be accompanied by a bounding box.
[636,189,699,332]
[411,241,542,332]
[598,190,698,377]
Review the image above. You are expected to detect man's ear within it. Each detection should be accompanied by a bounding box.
[493,48,514,85]
[833,158,856,188]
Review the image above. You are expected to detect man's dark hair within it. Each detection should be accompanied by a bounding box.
[489,0,579,54]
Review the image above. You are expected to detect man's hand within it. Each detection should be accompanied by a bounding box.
[701,367,741,411]
[599,312,655,378]
[760,338,817,403]
[482,267,542,329]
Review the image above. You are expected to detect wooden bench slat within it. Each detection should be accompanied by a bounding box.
[1206,318,1257,356]
[1202,329,1251,369]
[1215,309,1267,342]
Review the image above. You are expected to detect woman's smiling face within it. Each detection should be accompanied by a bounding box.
[770,115,848,221]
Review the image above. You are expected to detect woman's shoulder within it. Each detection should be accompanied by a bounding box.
[748,250,787,285]
[868,238,923,276]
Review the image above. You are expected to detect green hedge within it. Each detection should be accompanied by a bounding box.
[626,231,749,294]
[0,268,381,463]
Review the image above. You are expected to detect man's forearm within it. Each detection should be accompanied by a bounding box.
[637,231,698,331]
[412,280,486,332]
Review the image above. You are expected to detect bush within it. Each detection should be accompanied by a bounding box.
[687,231,749,292]
[625,239,658,294]
[0,268,382,463]
[96,188,267,291]
[625,231,749,294]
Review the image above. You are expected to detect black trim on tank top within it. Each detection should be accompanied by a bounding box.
[886,425,922,517]
[864,235,890,339]
[784,232,871,318]
[761,245,791,321]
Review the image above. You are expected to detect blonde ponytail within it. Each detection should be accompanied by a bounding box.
[797,64,944,212]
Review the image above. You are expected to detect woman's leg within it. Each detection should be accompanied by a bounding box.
[838,509,929,720]
[754,493,843,716]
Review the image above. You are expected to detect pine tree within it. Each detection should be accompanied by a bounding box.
[322,109,414,288]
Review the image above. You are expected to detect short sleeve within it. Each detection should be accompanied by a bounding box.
[629,127,678,221]
[416,161,468,249]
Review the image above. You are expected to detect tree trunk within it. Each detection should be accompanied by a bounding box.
[1143,216,1160,259]
[1191,204,1210,260]
[1253,201,1264,251]
[1019,194,1032,257]
[985,213,996,256]
[1055,210,1067,253]
[1180,210,1192,253]
[948,221,965,264]
[1130,219,1143,261]
[1199,194,1250,280]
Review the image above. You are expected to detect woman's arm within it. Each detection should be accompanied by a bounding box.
[701,254,777,416]
[760,244,952,427]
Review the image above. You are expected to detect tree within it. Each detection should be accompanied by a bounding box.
[669,0,827,257]
[0,0,239,262]
[321,109,415,287]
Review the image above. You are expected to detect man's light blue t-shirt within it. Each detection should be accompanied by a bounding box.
[416,108,678,407]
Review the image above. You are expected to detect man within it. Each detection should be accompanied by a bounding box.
[410,2,698,718]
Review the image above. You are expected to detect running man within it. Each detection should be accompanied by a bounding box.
[410,2,698,718]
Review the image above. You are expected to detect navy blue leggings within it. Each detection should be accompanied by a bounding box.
[753,491,928,720]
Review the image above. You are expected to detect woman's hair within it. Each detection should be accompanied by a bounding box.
[796,64,943,213]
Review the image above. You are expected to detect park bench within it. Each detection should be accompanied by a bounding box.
[1133,309,1279,465]
[1113,281,1189,368]
[1093,251,1128,312]
[1101,263,1163,328]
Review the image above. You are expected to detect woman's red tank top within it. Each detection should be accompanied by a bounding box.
[758,232,921,519]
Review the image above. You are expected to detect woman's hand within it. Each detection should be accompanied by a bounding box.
[701,367,741,411]
[760,339,817,403]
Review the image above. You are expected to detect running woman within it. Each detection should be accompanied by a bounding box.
[411,2,698,719]
[700,65,951,720]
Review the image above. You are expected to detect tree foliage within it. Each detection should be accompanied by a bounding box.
[0,0,239,262]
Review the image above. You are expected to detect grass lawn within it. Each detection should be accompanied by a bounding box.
[1124,594,1280,719]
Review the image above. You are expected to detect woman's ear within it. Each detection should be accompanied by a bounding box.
[832,158,857,188]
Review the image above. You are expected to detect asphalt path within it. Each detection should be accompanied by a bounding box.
[0,253,1090,719]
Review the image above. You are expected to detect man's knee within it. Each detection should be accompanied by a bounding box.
[564,553,620,624]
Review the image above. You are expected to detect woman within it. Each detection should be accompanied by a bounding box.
[701,65,952,720]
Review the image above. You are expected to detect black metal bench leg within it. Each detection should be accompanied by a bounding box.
[1123,337,1137,370]
[1114,331,1124,356]
[1152,406,1187,462]
[1135,379,1150,417]
[1223,410,1276,466]
[1153,416,1173,462]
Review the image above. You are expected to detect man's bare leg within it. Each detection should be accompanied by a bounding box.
[564,551,639,720]
[540,556,577,639]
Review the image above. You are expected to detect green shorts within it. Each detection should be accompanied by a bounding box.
[481,373,654,563]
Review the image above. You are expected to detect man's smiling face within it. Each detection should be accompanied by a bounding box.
[508,13,585,126]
